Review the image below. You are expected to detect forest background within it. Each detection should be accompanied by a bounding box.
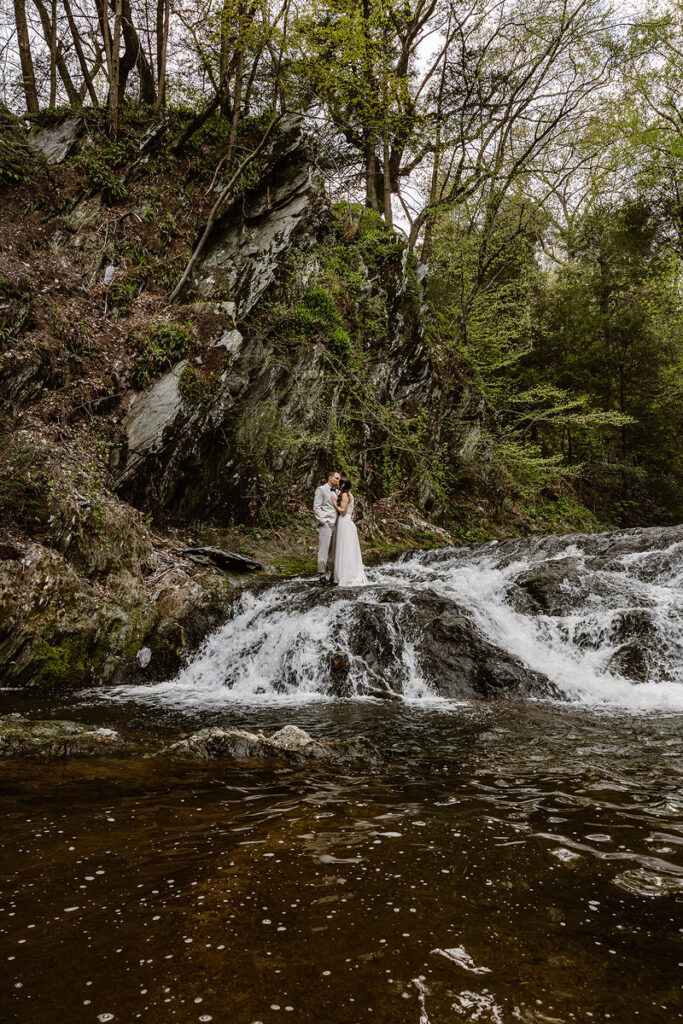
[1,0,682,529]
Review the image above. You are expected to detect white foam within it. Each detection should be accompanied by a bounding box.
[106,531,683,713]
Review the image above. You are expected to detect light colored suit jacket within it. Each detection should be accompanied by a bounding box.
[314,483,338,528]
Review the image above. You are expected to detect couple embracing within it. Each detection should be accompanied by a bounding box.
[313,470,367,588]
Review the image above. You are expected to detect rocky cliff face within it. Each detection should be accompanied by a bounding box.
[111,115,487,523]
[0,111,489,689]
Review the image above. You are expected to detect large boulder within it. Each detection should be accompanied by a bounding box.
[263,583,561,700]
[191,114,324,317]
[410,595,559,699]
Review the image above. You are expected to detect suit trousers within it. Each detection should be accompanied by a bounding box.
[317,522,336,575]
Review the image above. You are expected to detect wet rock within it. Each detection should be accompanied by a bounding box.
[329,651,352,697]
[509,559,591,616]
[0,716,129,759]
[181,546,262,572]
[606,642,652,682]
[406,591,560,700]
[162,725,380,765]
[296,584,560,700]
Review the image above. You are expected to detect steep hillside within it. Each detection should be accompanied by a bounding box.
[0,109,604,689]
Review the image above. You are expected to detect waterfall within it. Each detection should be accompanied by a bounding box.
[108,525,683,712]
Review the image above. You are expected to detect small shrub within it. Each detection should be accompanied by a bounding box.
[79,140,131,204]
[0,105,44,186]
[329,324,353,363]
[131,321,193,389]
[178,364,221,409]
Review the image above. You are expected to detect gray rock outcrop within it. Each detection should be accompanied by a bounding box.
[162,724,381,764]
[0,715,129,759]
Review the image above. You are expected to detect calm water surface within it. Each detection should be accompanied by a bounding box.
[1,699,681,1023]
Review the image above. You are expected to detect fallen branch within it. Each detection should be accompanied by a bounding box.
[168,112,284,303]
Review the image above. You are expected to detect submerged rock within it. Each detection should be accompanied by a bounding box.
[161,724,380,765]
[0,716,129,759]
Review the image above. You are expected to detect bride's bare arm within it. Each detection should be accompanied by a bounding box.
[337,493,351,516]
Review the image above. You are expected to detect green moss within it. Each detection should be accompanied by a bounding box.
[32,639,70,684]
[31,628,109,687]
[274,555,317,577]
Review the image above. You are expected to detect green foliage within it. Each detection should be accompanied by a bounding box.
[178,364,221,410]
[78,140,132,204]
[0,106,44,186]
[332,202,401,273]
[54,307,90,358]
[131,321,193,389]
[276,284,357,364]
[109,279,137,312]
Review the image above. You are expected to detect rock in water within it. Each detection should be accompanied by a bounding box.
[0,716,129,759]
[161,725,380,765]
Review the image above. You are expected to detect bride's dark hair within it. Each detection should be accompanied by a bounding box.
[339,477,352,494]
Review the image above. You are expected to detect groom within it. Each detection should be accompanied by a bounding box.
[313,470,341,583]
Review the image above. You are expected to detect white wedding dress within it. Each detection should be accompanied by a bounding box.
[334,497,367,587]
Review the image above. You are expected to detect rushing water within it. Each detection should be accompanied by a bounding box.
[1,528,682,1023]
[106,525,683,710]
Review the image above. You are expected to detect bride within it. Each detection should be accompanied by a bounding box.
[333,477,367,587]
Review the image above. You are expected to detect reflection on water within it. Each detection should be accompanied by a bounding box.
[1,701,682,1023]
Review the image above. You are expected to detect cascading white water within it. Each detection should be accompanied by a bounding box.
[109,527,683,711]
[377,534,683,711]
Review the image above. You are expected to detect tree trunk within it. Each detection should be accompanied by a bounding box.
[64,0,99,105]
[109,0,122,137]
[365,138,378,212]
[117,0,156,104]
[154,0,170,112]
[225,49,244,168]
[33,0,80,106]
[271,0,289,113]
[219,0,232,116]
[49,0,57,106]
[382,126,393,227]
[13,0,39,113]
[96,0,113,85]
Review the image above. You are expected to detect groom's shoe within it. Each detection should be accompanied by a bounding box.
[317,574,326,585]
